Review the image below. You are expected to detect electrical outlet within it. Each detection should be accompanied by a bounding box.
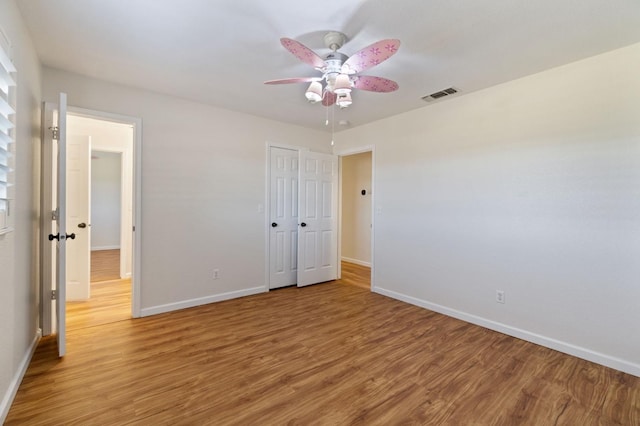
[213,269,220,280]
[496,290,505,304]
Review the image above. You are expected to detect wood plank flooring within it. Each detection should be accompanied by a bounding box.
[67,249,130,331]
[7,263,639,425]
[91,249,120,282]
[67,278,131,331]
[340,261,371,290]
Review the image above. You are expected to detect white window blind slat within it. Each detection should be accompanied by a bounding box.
[0,44,16,73]
[0,94,13,116]
[0,111,14,131]
[0,43,16,96]
[0,64,15,95]
[0,128,11,146]
[0,38,15,233]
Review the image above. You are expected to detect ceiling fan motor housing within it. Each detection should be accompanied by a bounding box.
[323,52,349,78]
[323,52,350,93]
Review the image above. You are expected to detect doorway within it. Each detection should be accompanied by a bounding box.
[65,115,134,330]
[41,103,141,340]
[338,147,374,289]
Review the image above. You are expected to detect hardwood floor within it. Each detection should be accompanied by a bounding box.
[67,249,130,331]
[67,278,131,331]
[7,264,639,425]
[340,261,371,290]
[91,249,121,282]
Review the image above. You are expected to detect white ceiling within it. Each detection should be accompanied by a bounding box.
[17,0,640,132]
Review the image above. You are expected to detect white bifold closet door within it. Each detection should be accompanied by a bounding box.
[269,147,338,289]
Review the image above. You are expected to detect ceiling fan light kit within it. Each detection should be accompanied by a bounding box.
[265,31,400,111]
[336,92,352,108]
[305,81,323,102]
[334,73,352,95]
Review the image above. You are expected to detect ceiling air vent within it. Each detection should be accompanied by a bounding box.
[422,87,459,102]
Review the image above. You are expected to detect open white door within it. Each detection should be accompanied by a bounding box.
[66,135,91,300]
[55,93,68,356]
[40,104,56,336]
[297,150,338,287]
[269,147,299,289]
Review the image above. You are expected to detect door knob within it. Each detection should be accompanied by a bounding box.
[50,233,76,241]
[78,223,87,228]
[300,222,307,227]
[271,222,278,227]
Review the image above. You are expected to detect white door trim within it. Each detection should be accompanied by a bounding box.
[66,106,143,318]
[333,145,375,290]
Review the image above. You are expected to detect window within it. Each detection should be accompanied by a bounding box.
[0,31,16,235]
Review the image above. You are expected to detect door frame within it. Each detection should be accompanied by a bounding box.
[89,147,129,279]
[334,145,375,288]
[69,106,142,317]
[41,104,143,328]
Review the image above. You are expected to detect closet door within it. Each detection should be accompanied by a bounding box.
[269,147,299,289]
[297,150,338,287]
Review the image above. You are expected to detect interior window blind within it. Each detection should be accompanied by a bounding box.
[0,34,16,234]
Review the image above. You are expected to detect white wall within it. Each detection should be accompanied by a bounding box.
[334,43,640,376]
[42,68,332,314]
[0,0,42,421]
[341,152,372,266]
[91,152,121,250]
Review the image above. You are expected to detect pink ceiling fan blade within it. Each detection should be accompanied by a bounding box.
[343,39,400,74]
[353,76,399,93]
[280,38,326,69]
[264,77,322,85]
[322,91,337,106]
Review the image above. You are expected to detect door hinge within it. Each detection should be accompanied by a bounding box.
[132,225,135,232]
[49,126,59,140]
[51,290,57,300]
[51,208,58,221]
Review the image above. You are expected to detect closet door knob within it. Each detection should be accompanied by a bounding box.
[300,222,307,227]
[271,222,278,227]
[78,223,87,228]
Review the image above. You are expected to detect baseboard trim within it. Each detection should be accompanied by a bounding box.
[91,245,120,251]
[140,286,267,317]
[374,287,640,378]
[1,329,42,424]
[341,257,371,267]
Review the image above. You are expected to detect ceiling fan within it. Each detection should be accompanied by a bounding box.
[265,31,400,108]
